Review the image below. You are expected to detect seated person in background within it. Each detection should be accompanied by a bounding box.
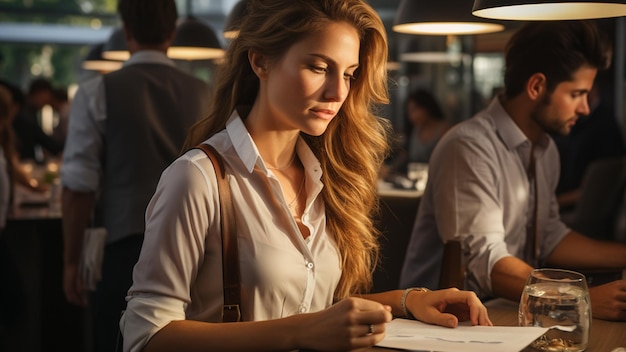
[25,78,55,123]
[387,88,451,176]
[0,84,23,350]
[120,1,492,352]
[400,20,626,321]
[0,81,49,195]
[0,79,63,162]
[551,83,625,212]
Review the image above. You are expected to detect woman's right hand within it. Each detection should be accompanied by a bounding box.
[407,287,492,328]
[297,297,393,351]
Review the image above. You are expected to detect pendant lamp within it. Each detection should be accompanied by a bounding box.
[82,43,123,73]
[102,27,130,61]
[393,0,506,35]
[472,0,626,20]
[223,0,248,39]
[168,17,225,60]
[399,35,472,63]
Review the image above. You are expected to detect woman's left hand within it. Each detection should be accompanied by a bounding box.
[406,287,492,328]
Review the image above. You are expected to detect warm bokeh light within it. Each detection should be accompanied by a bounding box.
[166,47,224,61]
[393,22,505,35]
[473,2,626,20]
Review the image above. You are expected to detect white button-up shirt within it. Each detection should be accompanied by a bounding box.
[121,111,341,352]
[400,97,570,297]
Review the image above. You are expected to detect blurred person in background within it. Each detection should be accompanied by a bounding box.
[0,83,43,350]
[401,89,451,165]
[0,80,50,194]
[0,85,15,233]
[60,0,211,351]
[384,88,451,181]
[3,78,63,162]
[25,78,54,123]
[0,83,20,352]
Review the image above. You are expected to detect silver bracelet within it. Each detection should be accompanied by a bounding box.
[401,287,430,319]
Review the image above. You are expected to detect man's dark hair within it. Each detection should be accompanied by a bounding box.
[52,87,68,102]
[407,89,445,121]
[504,20,611,99]
[117,0,178,45]
[28,78,53,96]
[0,79,25,107]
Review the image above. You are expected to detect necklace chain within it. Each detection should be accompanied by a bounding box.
[266,153,297,171]
[288,175,305,208]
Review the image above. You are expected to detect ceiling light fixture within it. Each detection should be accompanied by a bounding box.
[223,0,248,39]
[393,0,506,35]
[472,0,626,20]
[101,27,130,61]
[82,43,123,73]
[168,17,225,60]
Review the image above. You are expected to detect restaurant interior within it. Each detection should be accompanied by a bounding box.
[1,0,626,351]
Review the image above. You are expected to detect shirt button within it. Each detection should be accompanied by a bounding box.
[306,262,314,270]
[299,306,307,313]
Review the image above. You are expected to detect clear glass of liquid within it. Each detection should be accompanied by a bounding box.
[519,268,591,351]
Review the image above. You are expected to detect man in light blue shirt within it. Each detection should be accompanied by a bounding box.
[401,20,626,321]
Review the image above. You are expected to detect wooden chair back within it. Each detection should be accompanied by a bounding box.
[438,239,465,289]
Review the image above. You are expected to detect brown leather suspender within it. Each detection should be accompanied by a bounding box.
[194,143,242,322]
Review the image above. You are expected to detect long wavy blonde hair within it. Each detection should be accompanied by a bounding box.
[183,0,390,299]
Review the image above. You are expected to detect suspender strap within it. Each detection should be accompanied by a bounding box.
[194,143,241,322]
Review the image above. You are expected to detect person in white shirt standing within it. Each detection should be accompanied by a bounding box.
[61,1,211,351]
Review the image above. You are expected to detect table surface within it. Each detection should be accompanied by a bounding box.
[7,183,62,221]
[8,179,421,221]
[377,180,424,198]
[370,298,626,351]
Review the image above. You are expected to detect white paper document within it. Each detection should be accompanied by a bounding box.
[80,227,108,291]
[376,318,548,352]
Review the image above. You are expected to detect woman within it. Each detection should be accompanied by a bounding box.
[404,89,451,165]
[121,1,491,351]
[386,89,451,179]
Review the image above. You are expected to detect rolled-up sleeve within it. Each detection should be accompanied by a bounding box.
[432,132,511,296]
[120,155,220,352]
[61,76,105,192]
[413,99,572,298]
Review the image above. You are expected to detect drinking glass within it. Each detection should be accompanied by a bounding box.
[406,162,428,191]
[519,268,591,352]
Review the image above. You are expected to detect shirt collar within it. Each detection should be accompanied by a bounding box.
[486,97,550,152]
[124,50,176,68]
[224,108,323,179]
[225,108,259,173]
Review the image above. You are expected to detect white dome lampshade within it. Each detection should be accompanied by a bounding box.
[102,28,130,61]
[223,0,248,39]
[168,17,225,60]
[472,0,626,20]
[82,43,123,72]
[393,0,506,35]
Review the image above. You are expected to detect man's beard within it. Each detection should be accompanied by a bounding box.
[530,94,575,136]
